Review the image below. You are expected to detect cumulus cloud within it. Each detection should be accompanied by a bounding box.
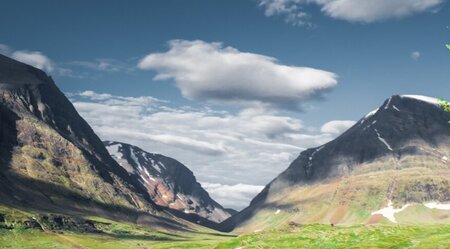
[0,44,77,76]
[11,50,55,72]
[259,0,444,25]
[320,120,356,135]
[69,91,353,209]
[138,40,337,110]
[411,51,421,61]
[200,182,265,210]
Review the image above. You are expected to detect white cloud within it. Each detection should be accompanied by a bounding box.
[138,40,337,110]
[0,44,128,77]
[0,44,12,54]
[11,50,55,72]
[200,182,265,210]
[0,44,78,76]
[260,0,313,26]
[320,120,356,135]
[411,51,421,60]
[68,58,132,72]
[69,91,353,209]
[259,0,444,25]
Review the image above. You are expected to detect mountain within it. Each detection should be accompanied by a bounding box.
[104,141,232,224]
[0,54,193,231]
[221,95,450,232]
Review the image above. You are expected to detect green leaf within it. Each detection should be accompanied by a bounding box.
[447,44,450,50]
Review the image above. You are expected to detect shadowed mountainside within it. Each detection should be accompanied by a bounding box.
[0,54,200,231]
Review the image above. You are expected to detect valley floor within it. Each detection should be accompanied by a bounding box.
[1,223,449,249]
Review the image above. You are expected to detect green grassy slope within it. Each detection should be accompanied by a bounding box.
[1,204,449,249]
[1,222,449,249]
[0,204,234,249]
[215,224,450,249]
[230,156,450,234]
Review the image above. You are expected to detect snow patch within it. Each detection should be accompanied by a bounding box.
[130,147,141,168]
[401,95,439,105]
[384,97,392,109]
[140,175,149,184]
[371,200,410,223]
[424,202,450,210]
[308,146,323,162]
[158,161,166,169]
[442,156,448,163]
[142,167,157,181]
[360,108,379,124]
[106,144,123,159]
[374,129,393,151]
[365,108,379,119]
[393,105,400,112]
[143,167,151,178]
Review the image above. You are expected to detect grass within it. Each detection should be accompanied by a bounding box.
[230,166,450,234]
[0,204,234,249]
[0,204,448,249]
[1,223,449,248]
[215,224,450,249]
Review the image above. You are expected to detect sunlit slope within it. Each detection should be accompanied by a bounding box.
[221,95,450,233]
[230,160,450,233]
[2,203,449,249]
[215,224,450,249]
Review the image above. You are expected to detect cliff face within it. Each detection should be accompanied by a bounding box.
[105,141,232,224]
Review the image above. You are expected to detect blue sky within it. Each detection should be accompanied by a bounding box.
[1,0,449,209]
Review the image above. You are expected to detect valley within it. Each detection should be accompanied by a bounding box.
[1,203,449,249]
[0,7,449,246]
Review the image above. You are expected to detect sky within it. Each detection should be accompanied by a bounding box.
[1,0,449,210]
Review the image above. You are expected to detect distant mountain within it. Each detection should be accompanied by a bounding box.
[225,208,239,216]
[221,95,450,232]
[104,141,232,224]
[0,54,191,231]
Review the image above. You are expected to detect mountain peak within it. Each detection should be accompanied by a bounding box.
[0,54,52,88]
[222,95,450,231]
[399,95,440,105]
[104,140,232,224]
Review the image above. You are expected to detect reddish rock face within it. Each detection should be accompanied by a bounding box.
[105,141,232,223]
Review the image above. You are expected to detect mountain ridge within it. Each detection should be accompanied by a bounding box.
[104,140,232,224]
[0,54,196,231]
[220,94,450,232]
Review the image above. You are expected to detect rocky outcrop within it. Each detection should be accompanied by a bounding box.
[104,141,232,224]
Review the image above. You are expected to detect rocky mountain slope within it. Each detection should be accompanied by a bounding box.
[0,54,195,231]
[221,95,450,232]
[104,141,231,224]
